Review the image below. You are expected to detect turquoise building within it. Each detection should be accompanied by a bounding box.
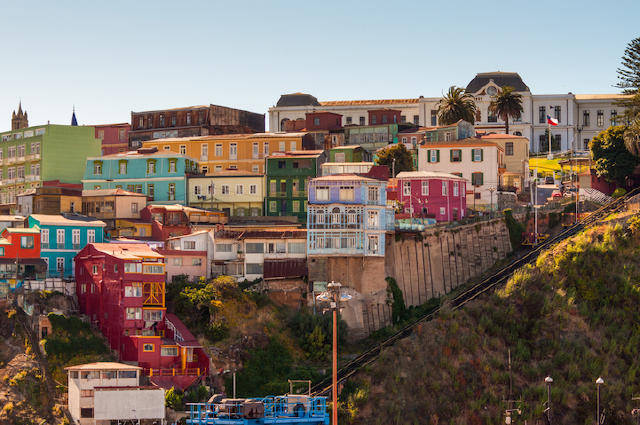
[28,214,105,278]
[81,147,198,205]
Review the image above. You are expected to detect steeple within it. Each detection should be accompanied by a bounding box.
[71,106,78,126]
[11,101,28,130]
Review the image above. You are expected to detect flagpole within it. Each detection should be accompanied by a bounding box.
[547,111,552,160]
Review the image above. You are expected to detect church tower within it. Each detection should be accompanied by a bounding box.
[11,102,28,130]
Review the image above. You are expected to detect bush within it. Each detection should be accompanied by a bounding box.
[165,387,184,410]
[289,309,346,361]
[612,187,627,198]
[504,209,524,250]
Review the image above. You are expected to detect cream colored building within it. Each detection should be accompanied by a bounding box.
[479,134,529,191]
[66,362,165,425]
[187,170,264,216]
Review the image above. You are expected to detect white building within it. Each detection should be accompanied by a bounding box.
[321,162,374,176]
[268,73,627,154]
[66,362,165,425]
[418,139,504,209]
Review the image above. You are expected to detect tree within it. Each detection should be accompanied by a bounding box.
[590,125,639,185]
[436,86,477,125]
[488,86,523,134]
[375,143,413,177]
[616,37,640,94]
[624,116,640,156]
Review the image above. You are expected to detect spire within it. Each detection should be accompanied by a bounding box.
[11,101,28,130]
[71,106,78,126]
[17,101,22,115]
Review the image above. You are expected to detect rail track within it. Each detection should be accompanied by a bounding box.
[311,187,640,396]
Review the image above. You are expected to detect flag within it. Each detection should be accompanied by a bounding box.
[546,115,558,126]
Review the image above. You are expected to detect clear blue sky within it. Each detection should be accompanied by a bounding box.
[1,0,638,130]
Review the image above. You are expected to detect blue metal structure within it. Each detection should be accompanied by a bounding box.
[186,395,329,425]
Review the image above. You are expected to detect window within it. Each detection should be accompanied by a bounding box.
[169,159,177,173]
[403,181,411,196]
[143,264,164,274]
[471,172,484,186]
[41,229,49,248]
[245,243,264,253]
[80,371,100,380]
[368,186,379,202]
[246,263,263,274]
[487,113,497,123]
[92,265,98,275]
[163,145,170,151]
[72,229,80,248]
[184,240,196,250]
[584,138,590,150]
[161,346,178,356]
[263,142,269,156]
[359,116,365,125]
[611,110,618,125]
[442,181,448,196]
[192,258,202,266]
[236,184,243,195]
[453,181,459,196]
[31,142,40,154]
[411,136,417,145]
[124,263,142,273]
[597,110,604,127]
[229,143,237,159]
[80,408,94,418]
[118,370,137,379]
[316,187,329,201]
[56,257,65,271]
[88,229,95,243]
[440,207,446,216]
[131,202,138,214]
[413,115,419,125]
[186,112,192,125]
[421,180,429,196]
[20,235,34,249]
[147,115,153,128]
[554,105,561,122]
[221,185,229,195]
[450,149,462,162]
[118,161,127,174]
[159,114,165,127]
[143,343,154,352]
[250,184,257,194]
[93,162,102,175]
[552,134,561,152]
[505,142,514,156]
[428,149,440,163]
[101,371,117,380]
[368,235,379,253]
[216,243,232,252]
[144,309,163,321]
[292,200,300,212]
[314,117,320,126]
[339,186,354,201]
[346,116,352,124]
[269,200,277,212]
[401,137,407,144]
[172,257,183,266]
[171,115,176,126]
[56,229,65,244]
[539,106,546,124]
[371,115,377,124]
[201,143,209,159]
[80,389,94,397]
[583,110,590,126]
[168,183,175,201]
[367,210,379,227]
[179,144,187,155]
[472,148,483,162]
[194,185,201,195]
[288,241,306,254]
[125,284,142,297]
[279,141,286,151]
[148,184,154,200]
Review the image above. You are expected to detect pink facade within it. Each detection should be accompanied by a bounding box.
[159,249,208,281]
[392,171,467,221]
[94,123,130,155]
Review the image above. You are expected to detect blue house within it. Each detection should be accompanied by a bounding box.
[307,174,394,256]
[81,147,198,205]
[28,214,106,278]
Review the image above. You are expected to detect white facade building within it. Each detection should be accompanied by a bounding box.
[66,362,165,425]
[268,73,627,154]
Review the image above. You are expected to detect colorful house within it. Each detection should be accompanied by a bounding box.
[328,145,371,163]
[392,171,467,221]
[0,124,101,206]
[94,123,130,155]
[74,243,209,389]
[264,150,326,222]
[160,230,213,281]
[0,226,47,295]
[307,174,394,256]
[81,188,149,236]
[141,204,226,242]
[81,147,198,205]
[28,214,106,277]
[142,132,309,174]
[187,170,264,216]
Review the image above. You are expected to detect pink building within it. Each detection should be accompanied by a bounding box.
[392,171,467,221]
[94,123,130,155]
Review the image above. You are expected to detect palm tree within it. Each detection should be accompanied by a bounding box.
[488,86,523,134]
[436,86,477,125]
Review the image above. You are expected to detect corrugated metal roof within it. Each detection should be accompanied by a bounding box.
[65,362,141,371]
[30,214,106,227]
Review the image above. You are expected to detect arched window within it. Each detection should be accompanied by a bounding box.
[280,118,290,131]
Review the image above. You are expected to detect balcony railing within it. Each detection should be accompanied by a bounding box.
[26,153,40,161]
[6,158,15,164]
[16,156,25,163]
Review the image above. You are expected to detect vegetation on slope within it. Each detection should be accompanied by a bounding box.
[342,214,640,425]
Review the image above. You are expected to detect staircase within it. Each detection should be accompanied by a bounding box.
[580,188,613,204]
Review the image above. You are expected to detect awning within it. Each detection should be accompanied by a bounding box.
[0,258,48,266]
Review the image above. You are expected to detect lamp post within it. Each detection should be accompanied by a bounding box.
[544,376,553,423]
[488,186,496,213]
[596,377,604,425]
[317,281,351,425]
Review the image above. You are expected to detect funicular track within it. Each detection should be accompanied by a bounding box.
[311,188,640,396]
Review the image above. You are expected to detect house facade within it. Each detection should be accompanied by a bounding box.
[66,362,165,425]
[94,123,130,155]
[392,171,467,221]
[307,175,394,257]
[82,147,198,205]
[142,132,308,174]
[74,243,209,388]
[479,134,530,191]
[264,151,326,222]
[82,188,149,236]
[187,171,264,216]
[141,204,226,241]
[160,230,213,281]
[321,162,374,176]
[0,124,101,206]
[28,214,105,277]
[328,145,371,163]
[418,139,504,209]
[32,183,83,215]
[0,226,47,295]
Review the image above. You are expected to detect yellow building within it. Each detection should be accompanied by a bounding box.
[479,134,530,191]
[142,132,309,174]
[187,170,264,216]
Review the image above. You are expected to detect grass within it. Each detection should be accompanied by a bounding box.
[529,157,562,175]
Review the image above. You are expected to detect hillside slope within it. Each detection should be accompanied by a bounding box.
[344,214,640,425]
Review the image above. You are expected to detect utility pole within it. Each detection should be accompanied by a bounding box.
[488,187,496,213]
[392,158,396,178]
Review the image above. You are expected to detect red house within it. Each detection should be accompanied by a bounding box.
[0,227,47,283]
[94,123,130,155]
[305,111,343,131]
[368,108,401,125]
[391,171,467,221]
[75,243,209,389]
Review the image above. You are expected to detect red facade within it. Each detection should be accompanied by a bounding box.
[390,172,467,221]
[305,112,343,131]
[0,228,40,259]
[368,109,401,125]
[75,243,208,388]
[94,123,130,155]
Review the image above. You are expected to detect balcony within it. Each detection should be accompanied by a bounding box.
[16,156,25,163]
[6,158,15,164]
[15,177,24,183]
[26,175,40,182]
[27,153,40,161]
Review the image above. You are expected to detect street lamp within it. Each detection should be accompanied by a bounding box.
[488,186,496,213]
[316,281,351,425]
[596,377,605,425]
[544,376,553,423]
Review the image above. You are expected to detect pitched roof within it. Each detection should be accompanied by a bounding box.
[4,226,40,234]
[276,93,321,107]
[82,188,148,197]
[268,150,324,159]
[91,243,164,260]
[65,362,141,371]
[30,214,106,227]
[465,72,530,93]
[395,171,468,181]
[312,173,380,183]
[0,215,25,222]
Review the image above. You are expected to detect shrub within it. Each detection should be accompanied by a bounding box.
[612,187,627,198]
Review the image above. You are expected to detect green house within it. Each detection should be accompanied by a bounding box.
[328,145,371,163]
[0,125,101,206]
[264,150,326,222]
